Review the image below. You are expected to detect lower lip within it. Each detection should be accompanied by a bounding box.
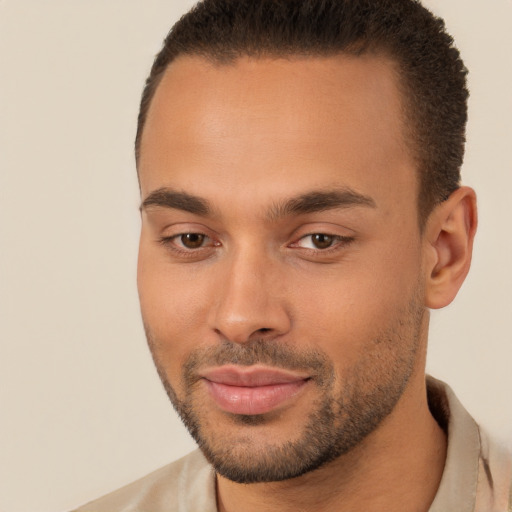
[205,379,308,415]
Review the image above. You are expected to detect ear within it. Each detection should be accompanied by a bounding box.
[423,186,478,309]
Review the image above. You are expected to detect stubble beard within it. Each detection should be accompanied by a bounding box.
[144,295,425,484]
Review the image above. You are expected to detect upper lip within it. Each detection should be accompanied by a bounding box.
[200,365,310,387]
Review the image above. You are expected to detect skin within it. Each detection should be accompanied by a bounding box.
[137,54,477,511]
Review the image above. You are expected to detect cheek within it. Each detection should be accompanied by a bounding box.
[137,245,211,371]
[291,244,423,362]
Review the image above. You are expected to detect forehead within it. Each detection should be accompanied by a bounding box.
[138,54,417,214]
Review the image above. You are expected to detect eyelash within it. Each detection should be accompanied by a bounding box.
[159,233,217,257]
[292,234,355,252]
[159,232,354,258]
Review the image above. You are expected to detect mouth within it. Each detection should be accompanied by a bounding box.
[200,365,311,415]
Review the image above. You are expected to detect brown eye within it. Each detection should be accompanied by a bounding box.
[180,233,206,249]
[311,234,334,249]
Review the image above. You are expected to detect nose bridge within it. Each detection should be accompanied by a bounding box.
[210,242,290,343]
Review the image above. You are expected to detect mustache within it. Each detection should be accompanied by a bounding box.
[182,338,335,386]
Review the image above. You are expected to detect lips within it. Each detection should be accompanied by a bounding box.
[200,365,310,415]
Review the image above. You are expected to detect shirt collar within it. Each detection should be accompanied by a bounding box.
[427,376,480,512]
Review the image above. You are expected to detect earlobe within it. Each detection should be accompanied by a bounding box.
[424,186,478,309]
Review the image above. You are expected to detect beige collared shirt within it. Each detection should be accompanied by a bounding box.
[73,378,512,512]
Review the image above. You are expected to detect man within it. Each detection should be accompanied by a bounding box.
[74,0,512,510]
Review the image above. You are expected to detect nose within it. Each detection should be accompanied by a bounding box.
[208,248,292,344]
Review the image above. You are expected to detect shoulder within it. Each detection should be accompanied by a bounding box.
[475,425,512,512]
[427,376,512,512]
[71,450,216,512]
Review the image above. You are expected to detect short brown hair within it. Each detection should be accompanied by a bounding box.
[135,0,468,221]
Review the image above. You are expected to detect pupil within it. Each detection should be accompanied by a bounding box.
[182,233,205,248]
[313,234,333,249]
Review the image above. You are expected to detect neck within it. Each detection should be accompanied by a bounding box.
[216,373,447,512]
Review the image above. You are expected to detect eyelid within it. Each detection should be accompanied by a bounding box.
[157,224,222,260]
[160,232,218,247]
[288,232,355,254]
[158,221,217,242]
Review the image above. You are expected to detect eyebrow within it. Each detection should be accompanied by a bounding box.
[267,189,376,221]
[141,188,212,216]
[140,187,376,219]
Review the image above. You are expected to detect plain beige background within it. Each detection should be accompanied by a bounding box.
[0,1,510,511]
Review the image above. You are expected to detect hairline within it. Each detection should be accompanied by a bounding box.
[135,43,392,166]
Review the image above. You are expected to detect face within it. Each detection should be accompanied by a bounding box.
[137,55,429,483]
